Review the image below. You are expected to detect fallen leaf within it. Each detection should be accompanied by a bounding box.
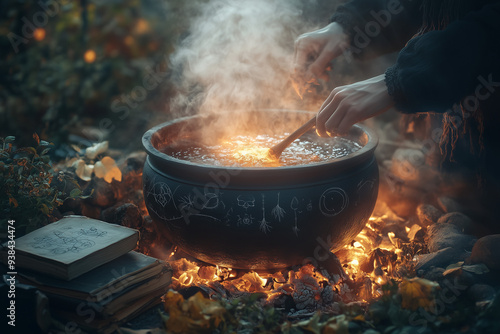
[408,224,423,241]
[442,262,489,276]
[70,144,82,153]
[353,314,365,322]
[442,267,462,276]
[40,203,50,215]
[399,278,439,311]
[73,159,94,182]
[163,290,226,334]
[70,188,82,198]
[445,262,464,271]
[85,141,109,160]
[322,314,349,334]
[94,156,122,183]
[462,264,489,275]
[66,157,79,168]
[295,312,321,334]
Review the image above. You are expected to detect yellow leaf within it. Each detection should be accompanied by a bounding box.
[163,290,225,334]
[85,141,109,160]
[94,156,122,183]
[40,204,50,215]
[189,292,225,326]
[353,314,365,322]
[322,314,349,334]
[74,159,94,182]
[399,278,439,311]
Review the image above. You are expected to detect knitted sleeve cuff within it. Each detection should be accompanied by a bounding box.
[385,64,413,114]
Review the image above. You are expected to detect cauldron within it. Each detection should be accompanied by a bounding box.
[142,109,379,269]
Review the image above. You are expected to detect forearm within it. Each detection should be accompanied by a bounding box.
[385,3,500,114]
[331,0,423,59]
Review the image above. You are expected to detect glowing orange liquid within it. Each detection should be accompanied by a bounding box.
[162,134,361,167]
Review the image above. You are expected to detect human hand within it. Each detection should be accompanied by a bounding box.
[293,22,349,83]
[316,74,394,136]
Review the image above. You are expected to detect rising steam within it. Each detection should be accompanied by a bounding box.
[169,0,310,118]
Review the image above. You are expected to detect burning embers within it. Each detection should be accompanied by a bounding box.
[163,200,426,314]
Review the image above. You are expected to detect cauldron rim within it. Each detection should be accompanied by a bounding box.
[142,109,378,175]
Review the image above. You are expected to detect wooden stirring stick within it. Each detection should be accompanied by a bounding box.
[268,116,317,159]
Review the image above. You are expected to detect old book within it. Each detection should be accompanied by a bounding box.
[52,291,164,334]
[19,251,168,302]
[4,215,139,280]
[18,251,172,333]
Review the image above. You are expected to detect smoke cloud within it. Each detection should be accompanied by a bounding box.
[169,0,312,120]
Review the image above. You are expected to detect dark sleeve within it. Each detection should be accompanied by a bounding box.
[385,2,500,114]
[330,0,423,59]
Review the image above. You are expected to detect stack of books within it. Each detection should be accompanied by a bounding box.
[2,215,171,333]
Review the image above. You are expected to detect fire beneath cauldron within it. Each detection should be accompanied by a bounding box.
[155,199,424,314]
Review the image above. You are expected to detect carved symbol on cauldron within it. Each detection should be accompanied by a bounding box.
[259,194,272,234]
[291,196,300,236]
[237,195,255,210]
[144,178,184,221]
[178,194,195,212]
[306,200,313,211]
[271,193,286,222]
[153,183,172,207]
[319,187,349,217]
[237,213,254,226]
[202,191,219,210]
[223,208,233,226]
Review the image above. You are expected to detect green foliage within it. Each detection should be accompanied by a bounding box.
[220,293,284,333]
[0,135,83,236]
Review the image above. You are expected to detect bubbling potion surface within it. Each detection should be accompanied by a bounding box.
[161,133,362,167]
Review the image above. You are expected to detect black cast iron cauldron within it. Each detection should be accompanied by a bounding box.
[142,109,379,270]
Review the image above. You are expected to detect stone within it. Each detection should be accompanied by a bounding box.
[84,177,117,208]
[125,151,147,171]
[80,203,101,219]
[416,204,443,226]
[437,196,462,213]
[437,212,475,234]
[142,215,156,233]
[426,223,476,253]
[101,202,143,229]
[442,266,477,287]
[422,267,445,282]
[469,234,500,271]
[467,284,496,302]
[60,197,83,215]
[416,247,468,272]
